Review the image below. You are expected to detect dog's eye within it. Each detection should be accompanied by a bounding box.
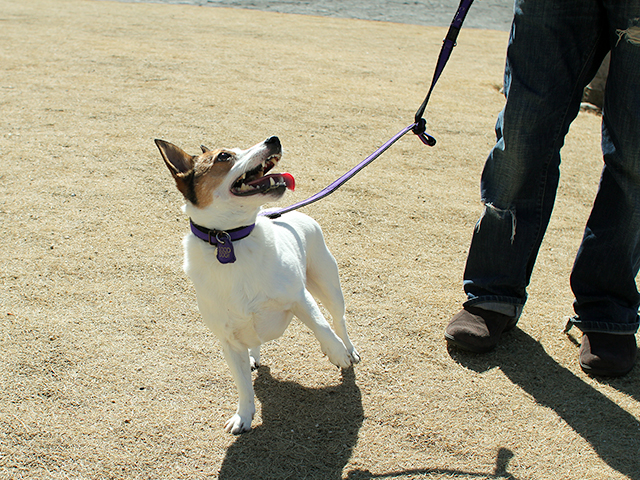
[216,152,232,162]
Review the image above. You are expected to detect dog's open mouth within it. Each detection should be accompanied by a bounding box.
[230,154,295,196]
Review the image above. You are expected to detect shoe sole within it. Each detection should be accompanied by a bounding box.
[444,333,496,354]
[579,361,634,377]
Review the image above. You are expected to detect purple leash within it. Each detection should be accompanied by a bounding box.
[263,0,475,220]
[263,123,420,219]
[414,0,475,126]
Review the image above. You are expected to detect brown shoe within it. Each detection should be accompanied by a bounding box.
[445,306,518,353]
[579,332,637,377]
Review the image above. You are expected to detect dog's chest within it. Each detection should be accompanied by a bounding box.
[191,266,297,346]
[183,230,304,340]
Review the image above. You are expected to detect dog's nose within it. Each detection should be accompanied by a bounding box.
[265,136,280,147]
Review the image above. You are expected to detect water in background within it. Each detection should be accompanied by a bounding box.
[108,0,514,31]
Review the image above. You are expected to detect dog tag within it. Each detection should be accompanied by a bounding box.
[216,232,236,264]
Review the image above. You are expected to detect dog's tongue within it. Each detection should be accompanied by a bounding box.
[281,172,295,191]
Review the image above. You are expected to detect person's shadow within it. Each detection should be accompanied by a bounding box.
[344,447,517,479]
[218,366,363,480]
[447,328,640,480]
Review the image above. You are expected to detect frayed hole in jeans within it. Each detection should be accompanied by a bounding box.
[477,202,517,243]
[616,19,640,46]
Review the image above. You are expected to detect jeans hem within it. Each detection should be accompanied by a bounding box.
[464,295,525,308]
[568,316,639,334]
[463,296,525,319]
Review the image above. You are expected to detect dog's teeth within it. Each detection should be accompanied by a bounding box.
[269,178,275,187]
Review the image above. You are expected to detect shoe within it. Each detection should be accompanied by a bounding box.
[445,306,518,353]
[579,332,637,377]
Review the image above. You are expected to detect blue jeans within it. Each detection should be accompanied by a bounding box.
[463,0,640,334]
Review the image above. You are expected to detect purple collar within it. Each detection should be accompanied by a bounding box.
[190,219,255,264]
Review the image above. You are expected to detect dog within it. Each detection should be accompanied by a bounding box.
[155,136,360,434]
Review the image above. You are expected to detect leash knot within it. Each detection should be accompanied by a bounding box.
[412,118,437,147]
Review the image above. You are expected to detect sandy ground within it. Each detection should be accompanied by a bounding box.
[0,0,638,479]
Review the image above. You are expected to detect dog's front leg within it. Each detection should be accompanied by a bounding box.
[307,272,360,364]
[221,343,255,434]
[293,290,353,369]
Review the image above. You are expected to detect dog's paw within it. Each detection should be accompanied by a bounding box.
[326,347,355,369]
[348,347,361,365]
[249,347,261,371]
[250,356,261,371]
[224,414,253,435]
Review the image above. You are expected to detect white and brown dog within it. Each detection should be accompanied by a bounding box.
[156,136,360,434]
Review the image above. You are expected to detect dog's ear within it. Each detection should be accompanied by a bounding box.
[155,139,194,175]
[200,145,210,153]
[155,139,198,204]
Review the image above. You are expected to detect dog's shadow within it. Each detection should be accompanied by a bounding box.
[218,366,363,480]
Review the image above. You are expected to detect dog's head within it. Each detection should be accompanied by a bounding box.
[156,136,295,224]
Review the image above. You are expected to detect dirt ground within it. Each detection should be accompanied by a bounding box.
[0,0,638,479]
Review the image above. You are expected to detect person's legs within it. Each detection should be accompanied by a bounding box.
[568,2,640,375]
[447,0,610,351]
[464,0,609,311]
[570,3,640,335]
